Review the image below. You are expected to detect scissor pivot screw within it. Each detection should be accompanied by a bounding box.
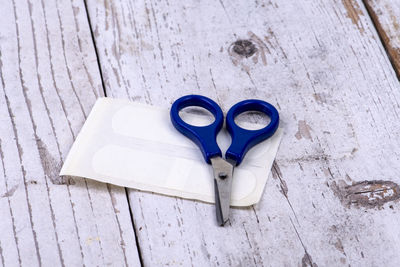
[218,172,228,179]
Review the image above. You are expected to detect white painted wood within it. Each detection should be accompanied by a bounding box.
[86,0,400,266]
[0,0,140,266]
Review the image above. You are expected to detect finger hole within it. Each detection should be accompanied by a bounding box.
[179,106,216,126]
[234,110,271,130]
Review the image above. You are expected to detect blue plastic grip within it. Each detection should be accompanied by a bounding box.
[225,100,279,165]
[170,95,224,164]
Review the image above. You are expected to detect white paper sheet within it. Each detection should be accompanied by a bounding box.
[60,97,283,206]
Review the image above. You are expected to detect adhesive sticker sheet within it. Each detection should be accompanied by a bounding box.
[60,98,283,207]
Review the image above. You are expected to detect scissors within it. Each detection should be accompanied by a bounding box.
[170,95,279,226]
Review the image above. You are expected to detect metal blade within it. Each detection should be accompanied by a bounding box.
[210,157,234,226]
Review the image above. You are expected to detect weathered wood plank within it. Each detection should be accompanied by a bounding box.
[86,0,400,266]
[0,0,140,266]
[364,0,400,77]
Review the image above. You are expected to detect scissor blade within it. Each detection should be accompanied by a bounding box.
[210,157,234,226]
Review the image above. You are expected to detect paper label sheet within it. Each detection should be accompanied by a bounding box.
[60,98,283,206]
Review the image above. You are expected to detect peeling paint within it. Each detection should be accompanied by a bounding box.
[301,252,318,267]
[342,0,364,33]
[312,92,331,105]
[280,178,288,196]
[334,239,345,255]
[295,120,312,140]
[248,31,268,66]
[37,138,74,185]
[1,184,18,198]
[331,179,400,208]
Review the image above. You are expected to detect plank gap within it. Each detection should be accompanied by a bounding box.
[82,0,107,97]
[362,0,400,80]
[125,189,144,267]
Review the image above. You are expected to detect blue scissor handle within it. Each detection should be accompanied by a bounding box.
[170,95,224,164]
[225,99,279,165]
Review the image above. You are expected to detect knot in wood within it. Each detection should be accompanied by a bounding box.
[232,39,257,57]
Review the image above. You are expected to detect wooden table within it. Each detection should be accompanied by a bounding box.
[1,0,400,266]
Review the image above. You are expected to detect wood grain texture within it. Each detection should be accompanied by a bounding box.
[86,0,400,266]
[0,0,140,266]
[364,0,400,77]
